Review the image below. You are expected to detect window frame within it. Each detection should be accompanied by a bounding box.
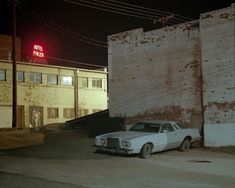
[47,74,58,85]
[47,107,59,118]
[61,76,73,86]
[92,78,102,89]
[63,108,74,119]
[17,71,25,82]
[78,77,88,88]
[29,72,42,83]
[0,69,6,81]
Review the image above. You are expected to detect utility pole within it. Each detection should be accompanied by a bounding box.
[12,0,17,128]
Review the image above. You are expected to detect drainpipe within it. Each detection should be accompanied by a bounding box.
[199,32,205,142]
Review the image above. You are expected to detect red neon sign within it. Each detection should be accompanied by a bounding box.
[33,45,45,58]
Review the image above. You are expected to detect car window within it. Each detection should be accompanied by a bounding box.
[172,123,179,130]
[175,122,185,129]
[160,123,175,133]
[148,124,161,133]
[129,123,145,131]
[130,123,161,133]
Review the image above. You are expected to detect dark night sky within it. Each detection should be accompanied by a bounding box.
[0,0,234,66]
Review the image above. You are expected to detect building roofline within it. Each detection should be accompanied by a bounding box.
[0,59,108,74]
[200,3,234,16]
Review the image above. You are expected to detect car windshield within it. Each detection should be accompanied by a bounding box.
[129,122,161,133]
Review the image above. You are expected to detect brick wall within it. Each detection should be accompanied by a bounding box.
[108,22,202,128]
[200,4,235,146]
[0,34,21,61]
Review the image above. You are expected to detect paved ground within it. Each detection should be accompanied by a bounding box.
[0,130,235,188]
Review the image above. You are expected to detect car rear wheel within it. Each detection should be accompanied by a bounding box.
[139,143,151,158]
[179,138,190,152]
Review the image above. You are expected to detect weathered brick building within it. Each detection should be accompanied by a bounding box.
[108,4,235,146]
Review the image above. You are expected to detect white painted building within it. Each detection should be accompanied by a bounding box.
[0,60,108,128]
[108,4,235,146]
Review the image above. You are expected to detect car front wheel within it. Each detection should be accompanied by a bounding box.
[179,138,190,152]
[139,143,151,158]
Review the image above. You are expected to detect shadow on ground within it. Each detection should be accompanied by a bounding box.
[0,171,87,188]
[1,130,110,160]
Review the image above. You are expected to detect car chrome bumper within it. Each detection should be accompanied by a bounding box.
[94,145,133,154]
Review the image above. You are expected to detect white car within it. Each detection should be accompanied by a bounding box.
[94,120,201,158]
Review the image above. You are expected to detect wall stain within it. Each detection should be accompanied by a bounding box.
[220,13,230,19]
[206,101,235,111]
[201,15,213,19]
[125,105,202,129]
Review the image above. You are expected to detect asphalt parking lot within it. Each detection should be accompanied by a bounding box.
[0,130,235,188]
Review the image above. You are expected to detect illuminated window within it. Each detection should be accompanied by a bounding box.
[30,72,42,83]
[17,71,24,82]
[92,78,102,88]
[63,108,74,119]
[47,74,58,85]
[47,108,59,118]
[62,76,73,86]
[0,69,6,81]
[79,77,88,88]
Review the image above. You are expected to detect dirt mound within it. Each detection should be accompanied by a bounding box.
[0,129,45,150]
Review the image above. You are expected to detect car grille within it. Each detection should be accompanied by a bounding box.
[107,138,119,149]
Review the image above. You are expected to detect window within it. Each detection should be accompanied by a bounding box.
[79,109,89,116]
[62,76,73,86]
[30,72,42,83]
[93,109,101,113]
[92,78,102,88]
[17,71,24,82]
[47,108,59,118]
[47,74,58,85]
[160,123,175,133]
[79,77,88,88]
[175,122,186,129]
[129,123,161,133]
[82,109,89,116]
[0,69,6,81]
[63,108,74,119]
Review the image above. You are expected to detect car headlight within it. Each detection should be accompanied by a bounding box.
[122,141,131,148]
[101,138,106,145]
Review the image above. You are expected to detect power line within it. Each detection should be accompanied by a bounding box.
[45,55,106,68]
[107,0,193,21]
[90,0,186,23]
[16,48,107,68]
[0,47,103,68]
[63,0,192,25]
[16,1,108,48]
[16,1,107,46]
[63,0,153,21]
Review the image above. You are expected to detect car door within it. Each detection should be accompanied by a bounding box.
[160,123,179,149]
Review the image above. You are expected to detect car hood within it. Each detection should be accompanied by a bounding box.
[100,131,155,141]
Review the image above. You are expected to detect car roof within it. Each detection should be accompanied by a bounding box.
[137,120,177,124]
